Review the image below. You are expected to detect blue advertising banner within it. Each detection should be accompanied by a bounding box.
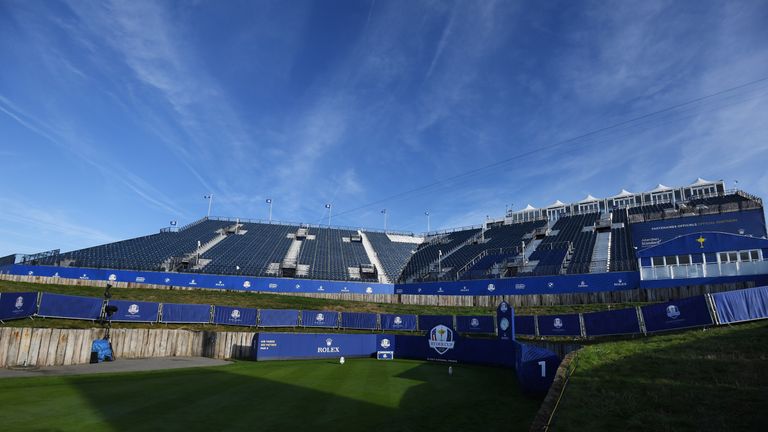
[259,309,299,327]
[636,232,768,258]
[341,312,378,330]
[213,306,257,326]
[376,334,395,353]
[0,292,37,321]
[37,293,103,320]
[514,315,536,336]
[380,313,417,331]
[712,286,768,324]
[514,341,559,395]
[456,315,495,333]
[7,265,393,295]
[641,295,713,333]
[107,300,159,323]
[301,310,339,328]
[418,315,453,331]
[497,301,514,340]
[252,332,379,361]
[629,209,766,250]
[537,314,581,337]
[161,303,211,323]
[582,308,640,337]
[394,328,515,367]
[395,271,639,296]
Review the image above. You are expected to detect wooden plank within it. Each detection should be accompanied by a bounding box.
[27,329,44,366]
[56,330,70,366]
[78,330,92,364]
[15,328,32,366]
[36,329,53,366]
[5,329,22,367]
[0,328,11,367]
[63,330,78,365]
[46,329,61,366]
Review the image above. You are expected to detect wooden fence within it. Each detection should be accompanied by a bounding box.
[0,327,255,368]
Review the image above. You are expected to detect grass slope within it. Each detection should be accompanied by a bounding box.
[551,320,768,431]
[0,358,540,432]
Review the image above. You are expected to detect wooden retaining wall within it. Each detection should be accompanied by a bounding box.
[0,274,754,307]
[0,327,255,368]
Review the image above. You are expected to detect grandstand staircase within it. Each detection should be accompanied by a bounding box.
[281,234,304,277]
[414,230,484,281]
[358,231,390,284]
[589,231,611,273]
[167,225,234,272]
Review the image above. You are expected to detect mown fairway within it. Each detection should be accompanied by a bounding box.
[0,358,541,432]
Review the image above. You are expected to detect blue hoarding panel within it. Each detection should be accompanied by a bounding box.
[107,300,159,323]
[641,295,713,333]
[629,209,766,250]
[259,309,299,327]
[712,286,768,324]
[582,308,640,337]
[213,306,257,326]
[161,303,211,323]
[418,315,452,331]
[514,341,559,395]
[380,313,417,331]
[497,301,514,341]
[341,312,378,330]
[301,310,339,328]
[252,333,379,361]
[456,315,495,333]
[537,314,581,337]
[514,316,536,336]
[38,293,103,320]
[0,292,37,321]
[394,331,515,367]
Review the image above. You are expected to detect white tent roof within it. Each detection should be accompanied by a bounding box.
[523,204,536,211]
[546,200,566,208]
[649,184,672,193]
[610,189,635,199]
[688,177,715,187]
[578,194,599,204]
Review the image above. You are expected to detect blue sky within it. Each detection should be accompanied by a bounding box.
[1,0,767,255]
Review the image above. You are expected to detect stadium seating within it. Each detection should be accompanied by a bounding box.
[398,228,481,282]
[200,222,298,276]
[364,232,416,281]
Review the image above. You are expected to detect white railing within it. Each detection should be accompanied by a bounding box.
[640,260,768,280]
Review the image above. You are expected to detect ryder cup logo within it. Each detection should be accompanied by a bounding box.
[666,305,681,319]
[316,313,325,323]
[499,317,510,331]
[554,318,563,329]
[500,302,509,313]
[381,338,391,349]
[326,338,333,347]
[108,274,117,281]
[128,304,139,315]
[243,281,252,288]
[470,318,480,328]
[487,283,496,292]
[428,325,455,355]
[393,316,403,327]
[366,287,373,294]
[231,309,241,319]
[15,296,24,309]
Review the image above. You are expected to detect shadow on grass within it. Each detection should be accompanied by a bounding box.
[551,321,768,431]
[1,359,541,432]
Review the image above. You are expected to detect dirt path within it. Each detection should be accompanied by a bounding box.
[0,357,230,378]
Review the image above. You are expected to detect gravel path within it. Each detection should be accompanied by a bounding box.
[0,357,230,379]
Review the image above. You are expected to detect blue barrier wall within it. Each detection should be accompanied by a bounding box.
[161,303,211,323]
[641,295,713,333]
[514,316,536,336]
[712,286,768,324]
[301,310,339,328]
[537,314,581,337]
[380,313,417,331]
[107,300,159,323]
[456,315,495,333]
[252,333,379,361]
[259,309,299,327]
[341,312,378,330]
[418,315,453,331]
[514,341,560,395]
[582,308,640,337]
[0,292,37,321]
[214,306,257,326]
[38,293,103,320]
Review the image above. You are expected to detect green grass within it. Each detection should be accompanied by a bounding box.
[0,358,541,431]
[551,320,768,431]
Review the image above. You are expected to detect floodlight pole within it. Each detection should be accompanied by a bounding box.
[382,209,388,232]
[425,211,430,233]
[205,194,214,218]
[328,204,332,226]
[268,199,273,223]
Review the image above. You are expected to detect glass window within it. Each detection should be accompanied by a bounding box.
[665,256,678,265]
[652,256,665,267]
[719,252,729,262]
[728,252,738,262]
[678,255,691,265]
[740,251,751,262]
[751,250,760,260]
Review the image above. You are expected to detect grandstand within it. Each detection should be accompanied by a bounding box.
[15,178,766,286]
